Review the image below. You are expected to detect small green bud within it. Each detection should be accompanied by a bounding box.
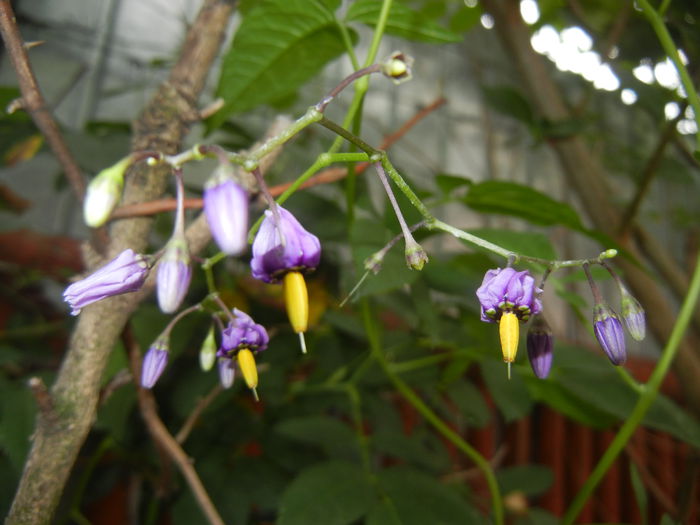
[405,240,428,270]
[381,51,414,84]
[83,156,131,227]
[199,326,217,371]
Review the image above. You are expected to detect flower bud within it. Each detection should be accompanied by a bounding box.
[203,164,249,255]
[83,156,131,227]
[141,338,169,388]
[619,286,645,341]
[405,239,428,270]
[381,51,414,84]
[63,249,151,315]
[526,315,554,379]
[199,326,217,371]
[156,236,192,314]
[218,357,235,389]
[593,303,627,365]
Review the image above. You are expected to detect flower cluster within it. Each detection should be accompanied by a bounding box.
[476,261,645,378]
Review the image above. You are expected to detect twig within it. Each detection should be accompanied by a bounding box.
[175,384,223,444]
[0,1,86,201]
[27,377,56,424]
[125,330,225,525]
[112,97,447,219]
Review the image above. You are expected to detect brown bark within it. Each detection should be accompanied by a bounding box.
[481,0,700,412]
[5,2,236,523]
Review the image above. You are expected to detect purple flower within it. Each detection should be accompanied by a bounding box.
[527,315,554,379]
[594,303,627,365]
[141,339,169,388]
[251,207,321,284]
[217,308,269,358]
[157,238,192,314]
[204,169,249,255]
[218,357,235,389]
[476,267,542,323]
[63,249,150,315]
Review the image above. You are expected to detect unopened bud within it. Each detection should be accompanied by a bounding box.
[405,240,428,270]
[619,286,645,341]
[381,51,414,84]
[83,156,131,227]
[141,338,169,388]
[526,315,554,379]
[593,303,627,365]
[199,326,217,371]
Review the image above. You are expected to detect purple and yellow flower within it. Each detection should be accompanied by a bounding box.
[526,315,554,379]
[141,338,169,388]
[476,267,542,375]
[63,249,151,315]
[156,236,192,314]
[593,303,627,365]
[216,309,269,398]
[251,206,320,353]
[203,164,249,255]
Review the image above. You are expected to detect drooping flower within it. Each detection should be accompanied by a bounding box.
[251,207,321,284]
[203,164,249,255]
[156,236,192,314]
[593,303,627,365]
[216,309,269,398]
[476,267,542,373]
[252,206,320,353]
[527,315,554,379]
[63,249,151,315]
[83,156,131,227]
[141,338,169,388]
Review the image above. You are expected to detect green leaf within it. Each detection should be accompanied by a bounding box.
[275,416,359,460]
[513,508,560,525]
[480,360,534,422]
[464,180,586,231]
[371,466,485,525]
[435,174,472,195]
[372,427,452,472]
[444,379,492,428]
[466,228,557,260]
[629,463,648,525]
[0,377,37,473]
[212,0,349,126]
[497,465,553,497]
[277,461,374,525]
[482,85,535,126]
[346,0,462,44]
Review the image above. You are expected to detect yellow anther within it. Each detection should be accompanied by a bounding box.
[499,312,520,367]
[237,348,258,392]
[284,271,309,352]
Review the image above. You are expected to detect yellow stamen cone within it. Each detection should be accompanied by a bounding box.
[499,312,519,369]
[284,271,309,353]
[237,349,258,394]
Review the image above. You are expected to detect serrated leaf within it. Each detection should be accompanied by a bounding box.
[277,461,374,525]
[213,0,349,125]
[372,466,484,525]
[346,0,462,44]
[464,180,586,231]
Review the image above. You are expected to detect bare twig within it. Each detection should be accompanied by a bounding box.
[0,1,86,201]
[175,385,223,444]
[125,330,225,525]
[111,97,447,219]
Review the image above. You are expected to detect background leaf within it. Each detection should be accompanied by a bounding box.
[213,0,349,126]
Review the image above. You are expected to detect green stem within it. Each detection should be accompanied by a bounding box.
[364,0,393,67]
[247,106,323,165]
[342,384,373,475]
[336,19,359,70]
[636,0,700,153]
[360,300,504,525]
[201,252,226,294]
[430,219,512,259]
[562,246,700,524]
[379,156,433,222]
[247,152,369,241]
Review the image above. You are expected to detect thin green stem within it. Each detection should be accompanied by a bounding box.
[247,106,323,165]
[364,0,393,67]
[379,156,433,222]
[248,152,369,241]
[360,300,504,525]
[319,116,378,155]
[342,384,372,475]
[430,219,512,259]
[201,252,226,294]
[336,19,359,70]
[637,0,700,152]
[562,247,700,524]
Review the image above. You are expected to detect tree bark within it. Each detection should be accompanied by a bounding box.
[481,0,700,413]
[6,2,236,523]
